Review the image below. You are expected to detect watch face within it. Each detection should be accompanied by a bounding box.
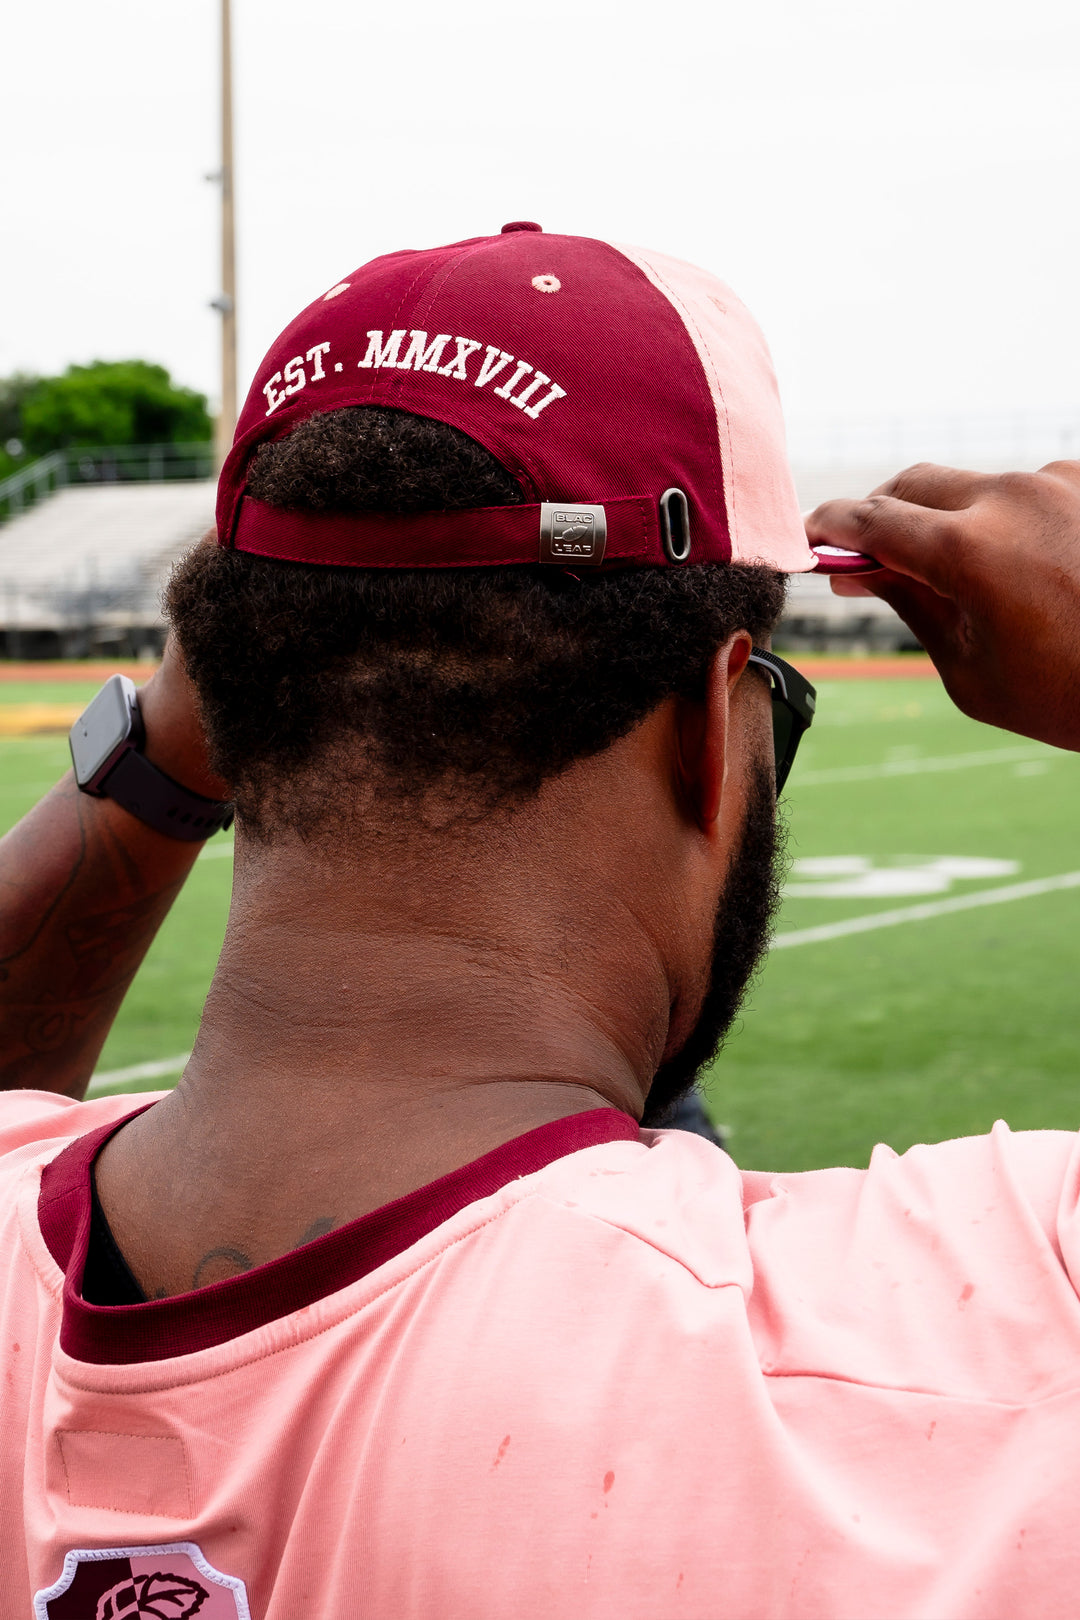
[70,675,137,788]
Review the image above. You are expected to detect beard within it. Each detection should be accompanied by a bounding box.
[641,759,784,1127]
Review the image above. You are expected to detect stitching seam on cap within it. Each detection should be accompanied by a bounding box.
[407,240,547,500]
[631,255,729,548]
[408,236,502,328]
[371,258,449,404]
[386,240,503,403]
[610,243,731,556]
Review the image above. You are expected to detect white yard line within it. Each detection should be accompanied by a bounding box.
[773,870,1080,949]
[795,744,1060,787]
[200,841,235,859]
[87,1052,191,1096]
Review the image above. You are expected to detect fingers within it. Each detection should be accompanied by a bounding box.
[809,457,1080,749]
[1036,458,1080,492]
[869,462,985,509]
[807,463,989,595]
[830,577,876,599]
[827,565,965,674]
[853,570,964,663]
[806,494,962,593]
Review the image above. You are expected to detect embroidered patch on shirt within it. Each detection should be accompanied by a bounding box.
[34,1543,249,1619]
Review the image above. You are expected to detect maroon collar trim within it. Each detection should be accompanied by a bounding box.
[38,1105,639,1366]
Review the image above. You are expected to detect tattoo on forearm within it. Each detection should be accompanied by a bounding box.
[0,779,86,973]
[1,788,189,1089]
[63,891,178,995]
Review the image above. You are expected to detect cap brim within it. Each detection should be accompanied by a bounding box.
[810,545,882,575]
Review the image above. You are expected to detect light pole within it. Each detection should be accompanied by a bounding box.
[212,0,237,470]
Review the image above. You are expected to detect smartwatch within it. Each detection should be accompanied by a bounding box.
[69,674,234,842]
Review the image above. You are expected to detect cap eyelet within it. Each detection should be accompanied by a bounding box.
[659,488,692,563]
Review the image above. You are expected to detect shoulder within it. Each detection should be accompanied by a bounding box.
[524,1124,1080,1398]
[743,1123,1080,1397]
[524,1122,1080,1269]
[744,1123,1078,1263]
[524,1127,751,1285]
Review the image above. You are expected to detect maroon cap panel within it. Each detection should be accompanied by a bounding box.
[218,231,732,568]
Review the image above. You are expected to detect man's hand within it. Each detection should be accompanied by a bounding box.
[805,461,1080,751]
[0,618,226,1096]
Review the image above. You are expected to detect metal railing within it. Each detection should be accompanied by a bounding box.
[0,442,214,523]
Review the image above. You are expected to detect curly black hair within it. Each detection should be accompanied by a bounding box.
[166,408,786,837]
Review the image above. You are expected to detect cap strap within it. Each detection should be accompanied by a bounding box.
[228,496,662,569]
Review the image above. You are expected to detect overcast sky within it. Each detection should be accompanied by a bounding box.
[3,0,1078,452]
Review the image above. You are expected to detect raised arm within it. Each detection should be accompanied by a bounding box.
[805,460,1080,752]
[0,637,227,1097]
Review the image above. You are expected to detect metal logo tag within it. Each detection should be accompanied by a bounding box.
[538,503,607,566]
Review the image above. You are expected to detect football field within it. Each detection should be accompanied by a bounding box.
[3,662,1079,1172]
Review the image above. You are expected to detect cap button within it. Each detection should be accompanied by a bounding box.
[501,220,542,233]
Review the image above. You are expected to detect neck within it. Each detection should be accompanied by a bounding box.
[196,811,669,1108]
[96,753,683,1293]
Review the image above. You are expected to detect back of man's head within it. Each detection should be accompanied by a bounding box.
[169,408,785,839]
[168,224,814,844]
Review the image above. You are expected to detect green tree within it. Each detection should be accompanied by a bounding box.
[0,372,39,447]
[18,360,212,457]
[0,373,39,480]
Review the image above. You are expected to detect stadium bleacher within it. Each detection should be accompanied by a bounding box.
[0,461,913,657]
[1,424,1075,657]
[0,480,214,658]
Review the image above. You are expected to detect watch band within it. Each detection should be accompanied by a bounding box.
[101,747,235,842]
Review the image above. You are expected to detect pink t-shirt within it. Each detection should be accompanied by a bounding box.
[4,1090,1080,1619]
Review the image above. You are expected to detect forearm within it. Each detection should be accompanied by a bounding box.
[0,774,203,1095]
[0,633,228,1098]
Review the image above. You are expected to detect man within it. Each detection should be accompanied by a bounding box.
[2,222,1080,1619]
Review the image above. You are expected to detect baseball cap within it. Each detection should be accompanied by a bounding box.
[218,223,835,575]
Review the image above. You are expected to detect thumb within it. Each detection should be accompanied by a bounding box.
[857,569,964,659]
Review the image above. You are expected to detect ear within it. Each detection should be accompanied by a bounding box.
[674,632,753,831]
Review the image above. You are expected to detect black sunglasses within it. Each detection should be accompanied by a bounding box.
[747,648,817,794]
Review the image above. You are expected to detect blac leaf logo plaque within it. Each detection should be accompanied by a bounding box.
[539,503,608,565]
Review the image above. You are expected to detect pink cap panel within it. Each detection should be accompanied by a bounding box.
[612,243,816,574]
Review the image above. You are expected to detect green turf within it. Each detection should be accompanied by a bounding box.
[0,682,101,706]
[2,674,1078,1168]
[709,677,1080,1167]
